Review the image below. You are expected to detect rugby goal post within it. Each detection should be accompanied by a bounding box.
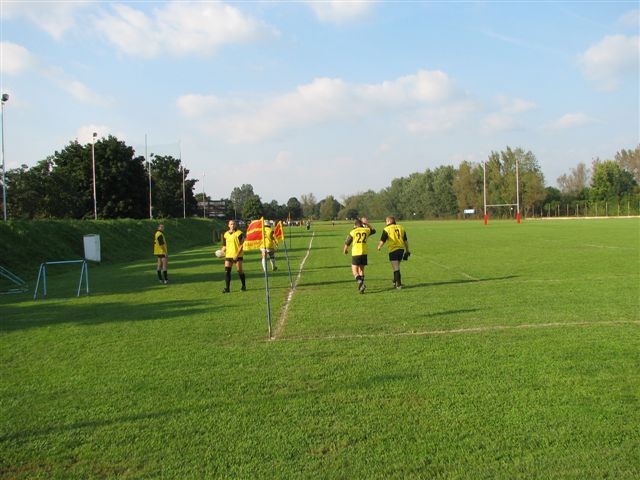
[482,159,521,225]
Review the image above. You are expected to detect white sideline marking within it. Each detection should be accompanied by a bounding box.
[276,320,639,342]
[272,232,315,340]
[427,259,479,281]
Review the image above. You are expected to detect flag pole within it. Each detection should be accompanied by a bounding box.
[281,237,293,289]
[261,218,272,338]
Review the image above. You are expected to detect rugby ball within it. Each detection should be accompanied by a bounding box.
[214,249,225,258]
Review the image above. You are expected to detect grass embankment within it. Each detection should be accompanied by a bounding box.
[0,218,222,281]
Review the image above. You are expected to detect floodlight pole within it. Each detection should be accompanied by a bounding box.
[202,173,206,218]
[482,160,487,225]
[91,132,97,220]
[515,158,521,223]
[146,134,152,219]
[180,141,185,218]
[1,93,9,221]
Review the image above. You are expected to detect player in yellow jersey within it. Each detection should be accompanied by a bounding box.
[153,224,168,284]
[260,221,278,272]
[343,218,376,294]
[221,220,246,293]
[377,216,410,289]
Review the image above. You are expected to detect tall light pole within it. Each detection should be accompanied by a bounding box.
[1,93,9,221]
[202,173,206,218]
[91,132,97,220]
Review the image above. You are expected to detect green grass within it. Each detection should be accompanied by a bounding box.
[1,219,639,479]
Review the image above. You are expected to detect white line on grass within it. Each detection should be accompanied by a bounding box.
[272,232,315,340]
[276,320,639,342]
[427,259,479,281]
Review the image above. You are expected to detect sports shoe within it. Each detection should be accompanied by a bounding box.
[222,288,230,293]
[241,285,247,291]
[272,266,278,271]
[164,280,168,285]
[395,284,403,290]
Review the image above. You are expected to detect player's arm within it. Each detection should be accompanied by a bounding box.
[344,235,353,255]
[236,233,244,258]
[377,230,388,250]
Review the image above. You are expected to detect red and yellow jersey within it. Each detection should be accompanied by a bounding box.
[223,230,244,258]
[381,224,407,252]
[153,230,167,255]
[345,226,374,256]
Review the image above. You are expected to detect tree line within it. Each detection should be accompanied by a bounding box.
[2,137,638,221]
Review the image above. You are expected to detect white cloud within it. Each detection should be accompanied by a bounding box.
[482,112,520,132]
[408,100,478,134]
[176,94,221,117]
[480,95,536,132]
[547,112,596,130]
[619,9,639,28]
[0,42,108,106]
[2,1,89,40]
[305,0,374,24]
[0,42,35,75]
[579,34,640,91]
[185,70,463,143]
[496,96,537,114]
[94,1,277,58]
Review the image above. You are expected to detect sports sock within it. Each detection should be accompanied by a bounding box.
[261,257,267,272]
[157,270,163,281]
[163,270,168,281]
[225,267,231,289]
[239,272,246,287]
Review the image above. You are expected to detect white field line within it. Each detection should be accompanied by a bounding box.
[427,259,479,281]
[276,320,640,342]
[272,232,315,340]
[582,243,637,250]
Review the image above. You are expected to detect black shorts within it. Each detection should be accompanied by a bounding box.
[389,249,404,262]
[225,257,243,263]
[351,255,368,266]
[155,254,166,259]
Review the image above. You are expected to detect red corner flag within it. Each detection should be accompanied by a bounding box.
[273,221,285,242]
[243,217,265,251]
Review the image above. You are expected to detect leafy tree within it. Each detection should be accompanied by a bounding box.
[230,184,257,219]
[318,195,342,220]
[453,161,482,215]
[286,197,302,219]
[150,155,198,218]
[590,160,637,200]
[557,162,589,195]
[93,136,148,218]
[300,193,317,219]
[615,145,640,183]
[242,194,263,220]
[429,166,458,217]
[5,161,51,218]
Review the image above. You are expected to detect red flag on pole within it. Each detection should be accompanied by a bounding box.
[273,221,285,241]
[243,217,265,251]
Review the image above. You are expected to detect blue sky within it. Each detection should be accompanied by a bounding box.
[1,1,638,204]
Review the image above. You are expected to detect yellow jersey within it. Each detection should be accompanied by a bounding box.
[346,226,374,256]
[263,226,277,250]
[381,224,407,253]
[153,230,167,255]
[223,230,244,258]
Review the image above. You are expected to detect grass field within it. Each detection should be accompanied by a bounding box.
[1,219,639,479]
